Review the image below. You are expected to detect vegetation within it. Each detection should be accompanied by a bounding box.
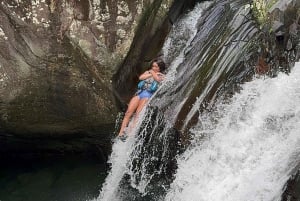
[250,0,277,30]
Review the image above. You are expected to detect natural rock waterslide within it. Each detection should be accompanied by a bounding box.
[99,0,300,200]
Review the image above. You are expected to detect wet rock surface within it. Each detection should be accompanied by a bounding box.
[0,0,194,156]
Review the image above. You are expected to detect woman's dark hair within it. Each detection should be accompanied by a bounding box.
[149,58,166,72]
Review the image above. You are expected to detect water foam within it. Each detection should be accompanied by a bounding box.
[165,62,300,201]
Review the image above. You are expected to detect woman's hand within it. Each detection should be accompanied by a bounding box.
[150,70,164,82]
[157,72,165,81]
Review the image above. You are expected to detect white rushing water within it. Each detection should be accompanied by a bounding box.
[96,106,154,200]
[96,136,136,201]
[96,111,145,201]
[162,1,212,85]
[97,2,211,200]
[97,0,300,200]
[165,62,300,201]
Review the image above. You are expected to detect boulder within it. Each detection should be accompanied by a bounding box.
[0,0,194,156]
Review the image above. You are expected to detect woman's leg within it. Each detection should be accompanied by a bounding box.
[131,98,149,126]
[136,98,149,114]
[118,96,140,136]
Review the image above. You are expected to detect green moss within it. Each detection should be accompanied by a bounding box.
[251,0,277,30]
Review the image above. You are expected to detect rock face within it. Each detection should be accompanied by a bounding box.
[0,0,175,155]
[265,0,300,69]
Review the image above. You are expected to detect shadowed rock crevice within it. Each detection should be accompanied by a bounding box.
[112,0,197,106]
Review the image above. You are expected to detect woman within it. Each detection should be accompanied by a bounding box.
[118,59,166,137]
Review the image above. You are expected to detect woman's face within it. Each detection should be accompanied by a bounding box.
[152,62,160,72]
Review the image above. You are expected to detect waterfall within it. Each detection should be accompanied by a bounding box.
[97,0,300,200]
[97,2,213,200]
[97,137,136,201]
[165,61,300,201]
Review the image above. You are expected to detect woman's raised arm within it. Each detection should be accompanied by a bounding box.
[139,71,152,80]
[150,71,164,82]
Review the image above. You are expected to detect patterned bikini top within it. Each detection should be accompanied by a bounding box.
[137,74,163,93]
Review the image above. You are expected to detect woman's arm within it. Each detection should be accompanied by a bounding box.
[151,71,164,82]
[139,71,152,80]
[157,72,165,81]
[139,70,165,81]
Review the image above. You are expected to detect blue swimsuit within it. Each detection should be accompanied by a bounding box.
[138,90,153,99]
[136,76,160,99]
